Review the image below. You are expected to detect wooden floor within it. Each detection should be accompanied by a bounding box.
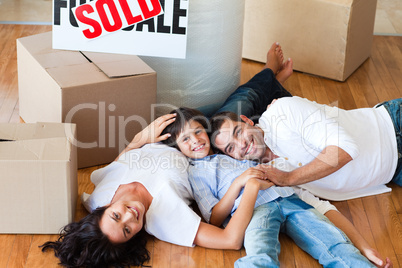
[0,24,401,267]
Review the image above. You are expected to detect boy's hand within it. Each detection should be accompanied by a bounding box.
[235,165,270,187]
[362,247,393,268]
[256,178,275,191]
[246,178,275,191]
[131,113,176,146]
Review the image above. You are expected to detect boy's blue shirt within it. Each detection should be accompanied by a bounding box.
[188,154,294,223]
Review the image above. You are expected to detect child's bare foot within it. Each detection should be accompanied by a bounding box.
[276,58,293,85]
[264,42,284,74]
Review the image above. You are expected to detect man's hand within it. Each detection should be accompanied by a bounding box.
[259,165,291,186]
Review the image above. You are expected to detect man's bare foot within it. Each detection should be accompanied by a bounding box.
[276,58,293,85]
[264,42,284,74]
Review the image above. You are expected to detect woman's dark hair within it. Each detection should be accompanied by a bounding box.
[40,206,150,268]
[161,107,209,150]
[209,111,242,154]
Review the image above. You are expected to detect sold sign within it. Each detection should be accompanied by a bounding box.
[74,0,163,39]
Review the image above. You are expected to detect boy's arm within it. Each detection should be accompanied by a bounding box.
[188,165,222,223]
[210,166,269,226]
[115,114,176,161]
[194,179,274,249]
[325,210,392,268]
[294,187,392,268]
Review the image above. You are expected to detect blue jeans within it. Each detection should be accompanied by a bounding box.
[378,98,402,186]
[198,68,292,120]
[235,195,375,268]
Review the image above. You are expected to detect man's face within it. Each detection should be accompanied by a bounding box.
[213,118,266,161]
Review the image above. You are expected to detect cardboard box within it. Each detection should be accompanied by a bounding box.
[0,123,77,234]
[17,32,157,168]
[242,0,377,81]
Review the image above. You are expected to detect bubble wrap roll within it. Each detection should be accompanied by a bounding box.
[140,0,245,116]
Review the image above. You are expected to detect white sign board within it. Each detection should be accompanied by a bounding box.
[53,0,189,58]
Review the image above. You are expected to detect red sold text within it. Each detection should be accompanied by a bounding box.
[54,0,187,39]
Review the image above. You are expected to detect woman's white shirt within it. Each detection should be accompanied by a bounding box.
[82,143,201,247]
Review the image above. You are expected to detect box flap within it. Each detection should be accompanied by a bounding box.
[18,32,155,88]
[81,51,155,78]
[17,32,88,69]
[0,137,71,161]
[321,0,353,6]
[0,122,76,142]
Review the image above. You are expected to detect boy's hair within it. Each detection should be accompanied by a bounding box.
[40,206,150,268]
[210,111,242,154]
[161,107,209,149]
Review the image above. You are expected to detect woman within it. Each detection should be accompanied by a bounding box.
[41,114,273,267]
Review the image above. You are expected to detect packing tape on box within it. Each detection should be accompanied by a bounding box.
[140,0,245,117]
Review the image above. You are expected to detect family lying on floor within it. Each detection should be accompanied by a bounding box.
[42,43,401,268]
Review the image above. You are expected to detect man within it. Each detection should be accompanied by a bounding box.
[210,96,402,200]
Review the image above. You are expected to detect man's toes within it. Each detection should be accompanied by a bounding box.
[270,42,279,52]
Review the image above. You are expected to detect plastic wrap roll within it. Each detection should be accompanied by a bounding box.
[140,0,245,117]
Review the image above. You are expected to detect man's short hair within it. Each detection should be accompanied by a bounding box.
[210,111,242,153]
[161,107,209,150]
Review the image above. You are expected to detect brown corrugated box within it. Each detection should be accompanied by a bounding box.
[242,0,377,81]
[0,122,77,233]
[17,32,157,168]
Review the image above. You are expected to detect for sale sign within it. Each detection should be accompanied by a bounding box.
[53,0,189,58]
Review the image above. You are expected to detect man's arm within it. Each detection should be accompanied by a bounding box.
[260,97,358,186]
[265,145,352,186]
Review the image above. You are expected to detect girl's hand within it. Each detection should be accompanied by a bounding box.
[131,113,176,147]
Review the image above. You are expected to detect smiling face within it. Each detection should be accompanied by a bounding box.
[213,118,266,161]
[176,120,211,159]
[99,200,145,244]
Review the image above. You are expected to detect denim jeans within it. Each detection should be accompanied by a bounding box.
[198,68,292,120]
[378,98,402,186]
[235,195,375,268]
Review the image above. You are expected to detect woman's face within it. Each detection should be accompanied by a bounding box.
[176,120,211,159]
[99,200,145,243]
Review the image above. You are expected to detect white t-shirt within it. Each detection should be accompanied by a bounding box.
[259,96,398,200]
[82,143,201,247]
